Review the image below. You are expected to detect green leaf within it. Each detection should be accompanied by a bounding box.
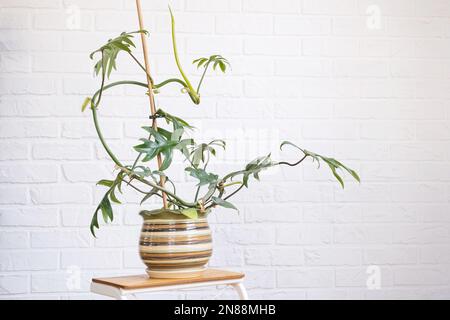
[180,208,198,219]
[201,183,217,203]
[90,192,113,237]
[97,179,114,187]
[212,196,238,211]
[185,167,218,187]
[109,188,121,204]
[81,97,92,112]
[279,141,360,188]
[89,211,99,237]
[90,30,148,79]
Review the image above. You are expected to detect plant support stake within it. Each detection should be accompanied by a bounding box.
[135,0,168,208]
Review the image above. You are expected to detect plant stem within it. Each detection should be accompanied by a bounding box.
[169,7,200,104]
[128,51,154,86]
[91,51,123,168]
[224,184,244,201]
[119,166,196,207]
[92,107,122,168]
[196,62,210,94]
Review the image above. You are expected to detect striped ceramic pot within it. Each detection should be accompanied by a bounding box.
[139,209,212,279]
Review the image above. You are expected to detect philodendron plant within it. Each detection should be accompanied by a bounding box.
[83,9,360,237]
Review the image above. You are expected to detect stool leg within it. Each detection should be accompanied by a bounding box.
[232,283,248,300]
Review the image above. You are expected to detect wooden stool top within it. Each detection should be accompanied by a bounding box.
[92,269,245,290]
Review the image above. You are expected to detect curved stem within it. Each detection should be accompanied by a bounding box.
[91,51,123,168]
[92,107,122,167]
[92,80,148,103]
[155,78,187,89]
[169,7,200,104]
[277,154,308,167]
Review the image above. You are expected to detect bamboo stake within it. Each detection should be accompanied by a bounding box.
[135,0,167,208]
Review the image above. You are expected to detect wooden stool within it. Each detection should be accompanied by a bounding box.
[91,269,248,300]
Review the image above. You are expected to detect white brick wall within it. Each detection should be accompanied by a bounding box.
[1,0,449,299]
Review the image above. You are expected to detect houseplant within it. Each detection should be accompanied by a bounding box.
[82,9,360,278]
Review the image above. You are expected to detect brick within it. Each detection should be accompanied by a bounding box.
[0,164,58,183]
[186,0,241,12]
[390,184,447,203]
[303,0,357,15]
[242,270,276,289]
[336,267,393,287]
[357,0,415,16]
[275,184,334,202]
[94,228,139,248]
[394,267,449,286]
[62,163,112,183]
[304,248,361,266]
[32,53,90,73]
[0,232,29,249]
[388,18,447,37]
[0,143,28,160]
[302,38,358,57]
[61,250,121,269]
[361,121,415,140]
[245,247,304,266]
[275,59,331,77]
[392,225,450,244]
[277,269,334,288]
[244,37,299,56]
[0,208,58,227]
[1,0,60,8]
[0,186,28,204]
[209,246,244,267]
[243,0,301,13]
[31,230,92,248]
[32,143,93,160]
[420,246,450,264]
[0,9,30,29]
[334,59,389,77]
[0,52,30,73]
[364,247,417,265]
[216,14,273,35]
[0,120,58,138]
[302,121,359,140]
[275,16,331,36]
[63,0,118,10]
[34,9,93,31]
[334,224,392,244]
[217,99,272,119]
[360,163,417,182]
[30,185,92,204]
[0,30,62,51]
[214,226,275,245]
[244,204,302,222]
[391,60,446,78]
[0,77,56,95]
[0,275,29,295]
[31,271,91,293]
[0,251,58,271]
[276,225,332,245]
[333,17,387,36]
[156,13,214,34]
[60,206,96,227]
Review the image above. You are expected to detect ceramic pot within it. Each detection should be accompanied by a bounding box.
[139,209,212,279]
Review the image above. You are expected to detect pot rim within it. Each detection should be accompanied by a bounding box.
[139,208,210,220]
